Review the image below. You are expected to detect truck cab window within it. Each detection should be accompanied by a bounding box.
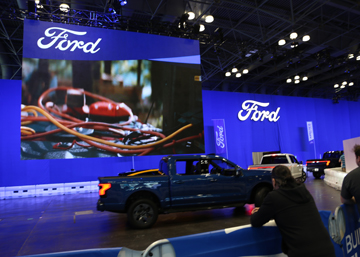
[289,155,299,164]
[176,160,198,175]
[210,159,236,176]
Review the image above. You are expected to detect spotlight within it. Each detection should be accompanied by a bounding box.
[243,69,249,74]
[302,35,310,42]
[187,12,195,20]
[348,54,354,59]
[342,81,347,85]
[294,80,300,84]
[302,76,308,81]
[236,73,242,78]
[290,32,298,40]
[357,55,360,61]
[334,84,339,88]
[205,15,214,23]
[59,3,70,12]
[294,75,300,80]
[278,39,286,46]
[349,82,354,86]
[340,84,345,89]
[199,24,205,32]
[290,42,299,48]
[225,71,231,77]
[231,67,238,73]
[120,0,127,6]
[178,14,189,29]
[286,78,292,83]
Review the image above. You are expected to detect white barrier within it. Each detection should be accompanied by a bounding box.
[324,168,347,191]
[1,181,99,199]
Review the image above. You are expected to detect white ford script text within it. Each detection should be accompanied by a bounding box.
[238,100,280,122]
[37,27,102,53]
[215,125,225,148]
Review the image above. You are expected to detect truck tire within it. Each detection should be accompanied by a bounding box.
[297,171,307,183]
[127,198,158,229]
[254,187,271,207]
[313,172,322,179]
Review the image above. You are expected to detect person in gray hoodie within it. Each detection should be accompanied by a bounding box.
[251,165,336,257]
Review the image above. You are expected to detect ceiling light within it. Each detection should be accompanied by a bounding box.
[231,67,238,73]
[302,35,310,42]
[357,55,360,61]
[294,75,300,80]
[290,42,299,48]
[199,24,205,32]
[205,15,214,23]
[286,78,292,83]
[334,84,339,88]
[35,0,40,4]
[340,85,345,89]
[349,54,354,59]
[225,71,231,77]
[187,12,195,20]
[278,39,286,46]
[120,0,127,6]
[294,80,300,84]
[290,32,298,40]
[349,82,354,86]
[342,81,347,85]
[59,3,70,12]
[243,69,249,74]
[236,73,242,78]
[302,76,308,81]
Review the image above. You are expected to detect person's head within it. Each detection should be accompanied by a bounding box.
[271,165,298,189]
[353,144,360,167]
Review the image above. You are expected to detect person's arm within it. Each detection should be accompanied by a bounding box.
[250,193,275,227]
[340,176,355,204]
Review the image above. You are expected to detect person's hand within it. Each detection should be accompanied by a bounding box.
[251,207,259,214]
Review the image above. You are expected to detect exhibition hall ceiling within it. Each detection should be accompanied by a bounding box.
[1,0,360,101]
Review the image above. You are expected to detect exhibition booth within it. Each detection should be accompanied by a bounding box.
[1,18,360,257]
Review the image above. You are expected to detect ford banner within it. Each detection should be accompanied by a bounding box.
[213,119,227,155]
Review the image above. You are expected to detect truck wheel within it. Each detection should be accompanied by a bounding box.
[254,187,271,207]
[298,171,307,183]
[127,198,158,229]
[313,172,322,179]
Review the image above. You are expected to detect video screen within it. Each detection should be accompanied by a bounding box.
[21,20,204,160]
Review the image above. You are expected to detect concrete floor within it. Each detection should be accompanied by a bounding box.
[0,175,343,257]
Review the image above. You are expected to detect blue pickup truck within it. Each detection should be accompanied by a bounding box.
[97,154,273,229]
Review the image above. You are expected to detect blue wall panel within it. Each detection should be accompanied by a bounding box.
[1,80,360,187]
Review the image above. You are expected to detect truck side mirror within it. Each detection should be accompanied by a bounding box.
[235,169,242,177]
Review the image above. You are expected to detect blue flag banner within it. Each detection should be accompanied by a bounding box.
[212,119,227,155]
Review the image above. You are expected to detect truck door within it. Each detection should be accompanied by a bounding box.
[208,159,246,203]
[170,159,218,207]
[289,155,302,178]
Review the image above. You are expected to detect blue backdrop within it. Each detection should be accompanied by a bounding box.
[1,80,360,187]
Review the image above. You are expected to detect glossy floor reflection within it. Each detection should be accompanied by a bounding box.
[0,175,342,257]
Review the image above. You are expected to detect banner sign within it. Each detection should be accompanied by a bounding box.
[213,119,227,154]
[23,19,200,62]
[340,204,360,257]
[307,121,314,144]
